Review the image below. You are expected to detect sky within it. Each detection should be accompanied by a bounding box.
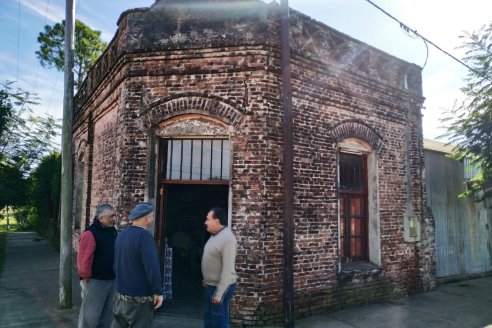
[1,0,491,141]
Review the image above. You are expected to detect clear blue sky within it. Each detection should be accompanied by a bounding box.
[1,0,491,140]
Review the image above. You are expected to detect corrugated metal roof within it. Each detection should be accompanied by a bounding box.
[423,139,456,154]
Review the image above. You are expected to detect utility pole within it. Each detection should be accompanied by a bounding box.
[59,0,75,309]
[280,0,294,327]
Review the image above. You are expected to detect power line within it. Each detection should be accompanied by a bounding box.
[36,0,80,115]
[16,0,21,87]
[47,72,60,112]
[33,0,52,95]
[364,0,492,83]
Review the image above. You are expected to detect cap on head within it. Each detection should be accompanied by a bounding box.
[128,202,154,221]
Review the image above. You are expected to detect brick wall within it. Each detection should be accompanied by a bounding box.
[73,1,435,326]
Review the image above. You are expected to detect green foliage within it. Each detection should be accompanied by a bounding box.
[0,215,19,232]
[12,207,32,230]
[442,23,492,194]
[30,152,61,222]
[36,19,107,89]
[0,164,28,210]
[21,153,61,247]
[0,82,61,173]
[0,88,13,138]
[0,82,61,245]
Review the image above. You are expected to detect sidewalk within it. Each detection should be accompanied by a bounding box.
[0,232,80,327]
[288,277,492,328]
[1,232,491,327]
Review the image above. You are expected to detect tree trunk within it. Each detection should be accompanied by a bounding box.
[6,206,9,231]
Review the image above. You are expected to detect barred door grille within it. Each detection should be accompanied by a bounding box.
[160,138,230,182]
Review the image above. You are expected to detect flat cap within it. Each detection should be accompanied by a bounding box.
[128,202,154,221]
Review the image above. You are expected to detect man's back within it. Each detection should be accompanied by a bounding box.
[114,226,161,297]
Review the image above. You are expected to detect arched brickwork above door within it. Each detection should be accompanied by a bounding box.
[331,120,383,151]
[143,93,245,128]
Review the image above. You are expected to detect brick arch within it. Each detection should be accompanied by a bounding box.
[143,93,245,128]
[331,119,383,151]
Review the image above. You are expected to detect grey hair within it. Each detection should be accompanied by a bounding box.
[93,204,115,221]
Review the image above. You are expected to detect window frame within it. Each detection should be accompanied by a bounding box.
[339,152,369,263]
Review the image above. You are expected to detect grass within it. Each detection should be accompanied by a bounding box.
[0,216,19,233]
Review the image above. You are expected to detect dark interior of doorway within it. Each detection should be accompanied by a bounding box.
[159,184,228,318]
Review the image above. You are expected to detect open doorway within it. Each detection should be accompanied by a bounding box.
[159,184,228,316]
[155,137,231,317]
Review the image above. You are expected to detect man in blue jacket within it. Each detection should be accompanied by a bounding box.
[111,202,164,328]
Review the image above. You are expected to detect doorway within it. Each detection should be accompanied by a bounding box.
[155,137,231,317]
[160,184,228,316]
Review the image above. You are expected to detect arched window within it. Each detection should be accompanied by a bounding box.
[338,138,380,265]
[339,151,368,262]
[74,152,85,230]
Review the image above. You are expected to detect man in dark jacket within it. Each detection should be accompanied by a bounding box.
[77,204,118,328]
[111,202,163,328]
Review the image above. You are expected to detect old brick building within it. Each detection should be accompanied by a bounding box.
[72,0,435,325]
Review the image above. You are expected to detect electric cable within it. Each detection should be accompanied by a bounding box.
[33,0,51,95]
[16,0,21,87]
[364,0,492,83]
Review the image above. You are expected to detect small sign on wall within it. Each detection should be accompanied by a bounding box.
[404,215,421,242]
[409,217,418,237]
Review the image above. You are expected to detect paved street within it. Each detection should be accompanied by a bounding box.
[1,232,491,327]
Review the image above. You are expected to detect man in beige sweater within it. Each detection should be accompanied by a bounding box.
[202,207,237,328]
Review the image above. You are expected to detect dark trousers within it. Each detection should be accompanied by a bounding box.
[204,283,236,328]
[110,298,154,328]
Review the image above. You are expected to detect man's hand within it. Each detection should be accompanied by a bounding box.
[83,278,91,285]
[212,295,222,304]
[154,295,164,309]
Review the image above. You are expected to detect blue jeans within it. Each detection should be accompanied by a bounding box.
[204,283,236,328]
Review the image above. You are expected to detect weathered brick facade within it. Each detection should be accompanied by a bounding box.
[73,0,435,325]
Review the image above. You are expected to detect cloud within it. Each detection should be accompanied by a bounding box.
[423,66,461,93]
[421,86,467,140]
[21,0,65,24]
[20,0,114,41]
[0,52,19,70]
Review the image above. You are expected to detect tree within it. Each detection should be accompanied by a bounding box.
[30,152,61,223]
[0,163,27,230]
[0,82,61,174]
[0,82,61,232]
[0,81,60,229]
[0,163,28,208]
[442,23,492,194]
[22,152,61,239]
[36,19,107,90]
[0,163,28,211]
[0,88,13,139]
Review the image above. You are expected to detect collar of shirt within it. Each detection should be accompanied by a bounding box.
[212,226,226,237]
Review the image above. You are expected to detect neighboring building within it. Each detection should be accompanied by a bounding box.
[424,139,492,279]
[72,0,435,325]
